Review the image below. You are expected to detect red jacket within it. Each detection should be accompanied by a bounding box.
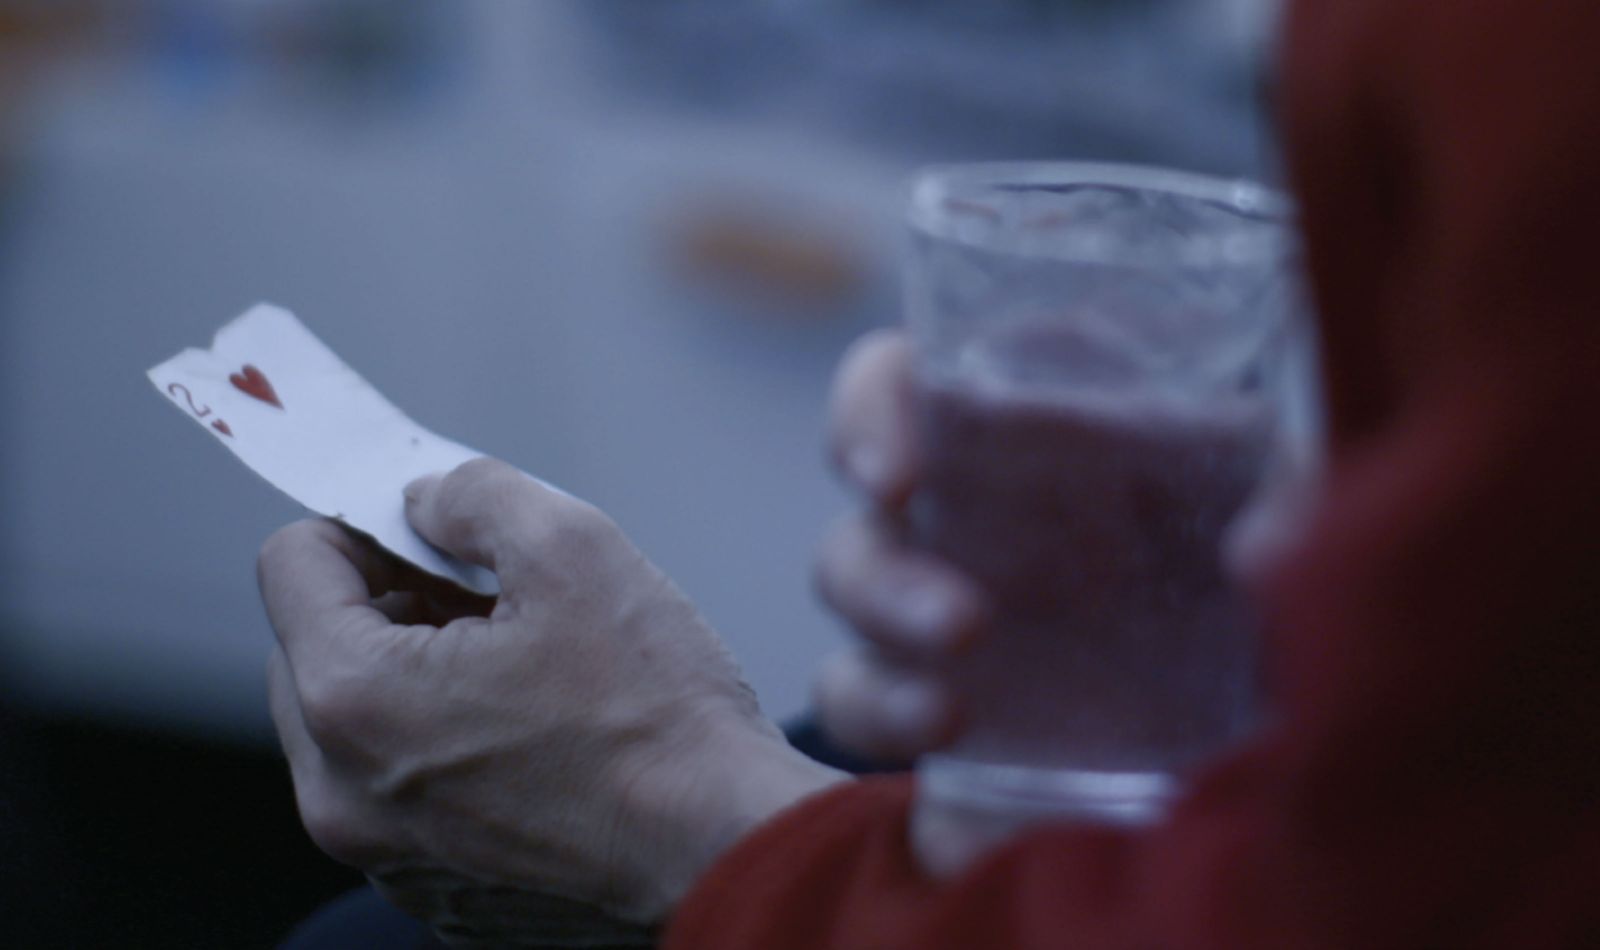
[665,1,1600,946]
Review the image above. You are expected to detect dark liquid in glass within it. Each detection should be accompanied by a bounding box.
[914,377,1272,772]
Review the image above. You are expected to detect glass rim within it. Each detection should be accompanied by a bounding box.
[907,161,1295,267]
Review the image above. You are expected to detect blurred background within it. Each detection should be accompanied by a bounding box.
[0,0,1280,945]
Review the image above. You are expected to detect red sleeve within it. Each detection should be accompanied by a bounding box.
[665,776,1147,949]
[666,1,1600,947]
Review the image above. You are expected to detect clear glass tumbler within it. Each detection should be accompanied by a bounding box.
[903,163,1307,876]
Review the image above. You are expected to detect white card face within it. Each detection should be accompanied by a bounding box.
[147,304,500,595]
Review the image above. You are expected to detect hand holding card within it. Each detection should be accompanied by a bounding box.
[147,303,520,595]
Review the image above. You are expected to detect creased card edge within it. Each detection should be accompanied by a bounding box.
[144,303,502,597]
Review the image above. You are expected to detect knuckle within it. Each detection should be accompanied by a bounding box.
[811,653,878,752]
[830,334,889,423]
[812,516,863,606]
[256,529,292,575]
[445,457,521,500]
[837,329,901,386]
[813,651,941,762]
[436,458,535,535]
[816,517,983,655]
[815,516,884,611]
[523,493,621,561]
[810,650,853,708]
[257,520,323,578]
[297,670,380,754]
[295,788,344,854]
[296,786,379,866]
[832,330,907,414]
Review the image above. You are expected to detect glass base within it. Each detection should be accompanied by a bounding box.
[912,754,1180,878]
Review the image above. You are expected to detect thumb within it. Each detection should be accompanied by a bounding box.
[404,457,592,600]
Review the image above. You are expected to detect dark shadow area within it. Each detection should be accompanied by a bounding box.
[0,707,361,949]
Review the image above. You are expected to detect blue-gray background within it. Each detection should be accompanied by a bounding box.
[0,2,1277,941]
[1,0,1276,740]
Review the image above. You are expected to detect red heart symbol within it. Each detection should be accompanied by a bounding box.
[212,419,233,437]
[229,364,283,409]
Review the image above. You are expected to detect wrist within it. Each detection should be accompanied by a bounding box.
[713,725,852,847]
[630,721,850,921]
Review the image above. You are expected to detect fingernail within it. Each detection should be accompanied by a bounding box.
[403,473,442,505]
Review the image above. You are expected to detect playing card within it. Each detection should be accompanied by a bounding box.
[147,303,507,595]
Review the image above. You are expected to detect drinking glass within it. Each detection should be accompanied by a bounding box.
[903,162,1307,876]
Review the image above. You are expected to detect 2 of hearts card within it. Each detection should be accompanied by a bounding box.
[147,304,502,595]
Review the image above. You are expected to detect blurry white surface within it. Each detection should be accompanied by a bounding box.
[0,0,1270,742]
[0,2,888,738]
